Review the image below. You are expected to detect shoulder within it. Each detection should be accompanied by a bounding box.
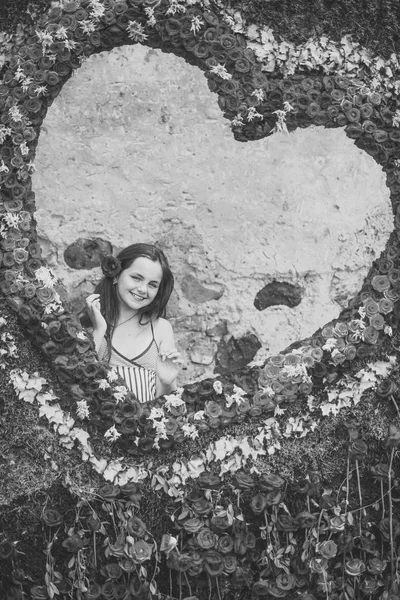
[153,317,175,344]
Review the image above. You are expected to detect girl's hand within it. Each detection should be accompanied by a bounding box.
[85,293,107,332]
[156,348,183,386]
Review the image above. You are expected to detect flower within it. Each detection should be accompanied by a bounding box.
[84,583,102,599]
[217,534,234,554]
[131,540,153,562]
[127,516,147,538]
[101,255,121,278]
[260,473,285,490]
[276,573,295,591]
[29,587,49,600]
[213,380,223,394]
[104,425,122,443]
[349,439,368,460]
[234,471,255,490]
[104,563,123,579]
[183,517,203,533]
[368,557,387,575]
[126,20,148,42]
[318,540,337,559]
[61,533,84,552]
[197,527,218,550]
[252,581,270,598]
[223,554,237,574]
[329,515,346,531]
[345,558,366,576]
[42,508,63,527]
[371,274,390,292]
[0,540,15,560]
[98,484,120,501]
[250,493,267,514]
[76,399,90,419]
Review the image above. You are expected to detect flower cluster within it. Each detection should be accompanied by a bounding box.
[0,0,400,453]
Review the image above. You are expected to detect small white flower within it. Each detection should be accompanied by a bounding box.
[231,114,244,128]
[252,88,265,102]
[19,142,29,156]
[384,325,393,337]
[35,29,54,48]
[166,0,187,15]
[191,16,204,34]
[193,410,205,420]
[9,106,23,122]
[127,21,148,43]
[80,19,96,33]
[35,266,55,288]
[55,26,68,40]
[144,7,156,26]
[149,407,165,420]
[104,425,121,443]
[76,331,87,340]
[107,368,119,383]
[182,423,199,440]
[0,317,7,327]
[76,399,90,420]
[164,393,185,411]
[21,77,33,92]
[247,106,264,121]
[113,385,128,403]
[213,380,223,395]
[34,85,48,96]
[209,64,232,80]
[0,127,11,144]
[3,212,20,229]
[63,39,77,51]
[98,378,111,390]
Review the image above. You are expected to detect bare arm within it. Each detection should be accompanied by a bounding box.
[155,319,182,398]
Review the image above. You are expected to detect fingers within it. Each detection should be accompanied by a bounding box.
[85,294,101,312]
[159,349,183,363]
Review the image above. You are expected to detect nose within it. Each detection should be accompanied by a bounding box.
[137,282,147,294]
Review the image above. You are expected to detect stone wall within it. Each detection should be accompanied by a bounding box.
[33,44,393,383]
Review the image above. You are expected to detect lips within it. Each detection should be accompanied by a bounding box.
[131,292,146,301]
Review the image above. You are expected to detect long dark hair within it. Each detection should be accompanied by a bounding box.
[95,243,174,347]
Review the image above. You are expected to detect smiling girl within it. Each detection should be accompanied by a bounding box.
[85,243,181,403]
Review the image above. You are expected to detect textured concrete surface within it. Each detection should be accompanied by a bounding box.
[33,44,393,382]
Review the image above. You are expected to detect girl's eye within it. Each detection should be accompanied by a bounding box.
[150,283,159,289]
[132,275,140,281]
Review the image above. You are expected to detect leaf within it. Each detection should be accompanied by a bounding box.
[347,512,354,526]
[67,556,75,569]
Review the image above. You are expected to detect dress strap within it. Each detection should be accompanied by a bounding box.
[150,321,160,352]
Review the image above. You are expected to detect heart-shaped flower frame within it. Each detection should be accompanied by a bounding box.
[1,0,400,464]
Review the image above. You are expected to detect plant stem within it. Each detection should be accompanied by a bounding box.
[355,459,363,540]
[388,447,395,581]
[390,395,400,421]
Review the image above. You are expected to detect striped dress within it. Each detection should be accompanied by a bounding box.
[98,322,159,403]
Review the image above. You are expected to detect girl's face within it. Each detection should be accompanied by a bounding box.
[116,256,163,314]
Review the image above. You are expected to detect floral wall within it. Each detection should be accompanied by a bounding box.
[33,44,393,383]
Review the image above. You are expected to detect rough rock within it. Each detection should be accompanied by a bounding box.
[64,238,112,270]
[254,281,304,310]
[181,273,225,304]
[189,338,217,365]
[214,333,262,374]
